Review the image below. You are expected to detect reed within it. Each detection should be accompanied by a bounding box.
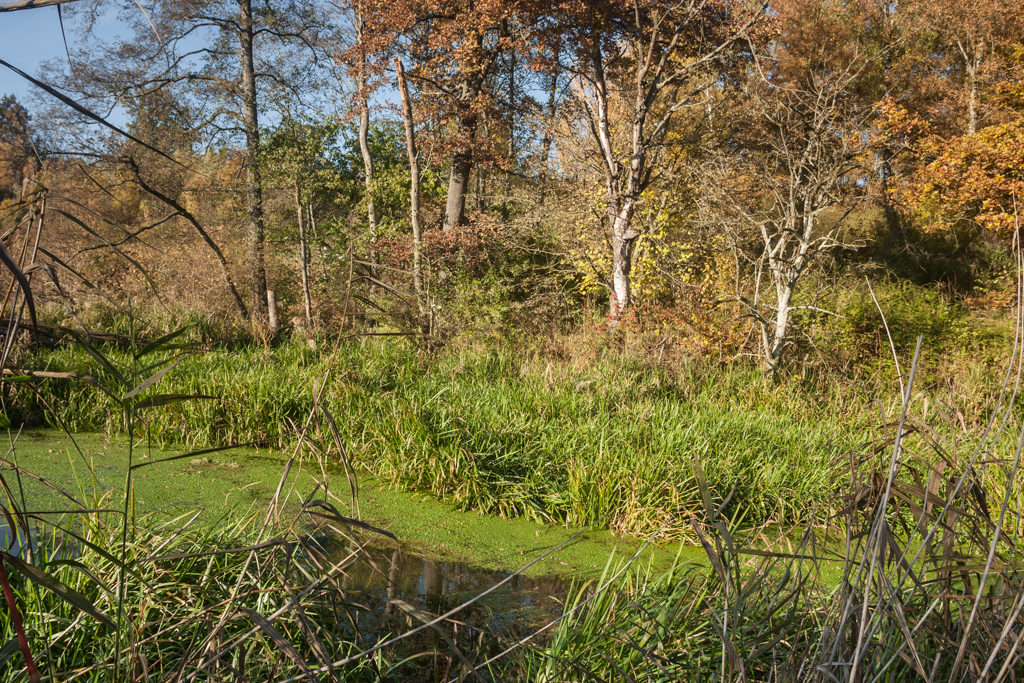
[21,337,862,537]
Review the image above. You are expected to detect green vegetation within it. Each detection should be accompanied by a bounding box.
[2,302,1021,681]
[1,0,1023,675]
[22,338,870,537]
[3,429,694,576]
[0,503,480,681]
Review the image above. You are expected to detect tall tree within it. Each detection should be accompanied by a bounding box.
[395,57,426,333]
[347,0,527,231]
[58,0,332,324]
[699,0,876,369]
[263,118,348,336]
[899,0,1023,136]
[352,9,380,265]
[554,0,765,326]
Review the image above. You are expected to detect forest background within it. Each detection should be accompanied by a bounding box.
[0,0,1023,528]
[1,0,1022,363]
[1,0,1024,680]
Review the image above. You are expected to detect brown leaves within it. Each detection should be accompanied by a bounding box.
[901,120,1024,233]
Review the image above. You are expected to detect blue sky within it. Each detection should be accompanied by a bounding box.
[0,4,132,127]
[0,3,357,136]
[0,6,75,99]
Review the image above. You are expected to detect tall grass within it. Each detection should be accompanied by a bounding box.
[4,323,1024,681]
[510,239,1024,680]
[0,494,525,682]
[22,339,864,536]
[513,388,1024,680]
[0,325,506,682]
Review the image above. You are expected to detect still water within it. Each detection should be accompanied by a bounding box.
[1,520,571,636]
[341,548,570,634]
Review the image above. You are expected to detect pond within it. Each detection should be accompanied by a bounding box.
[1,516,571,637]
[325,543,571,635]
[1,430,698,577]
[1,430,704,652]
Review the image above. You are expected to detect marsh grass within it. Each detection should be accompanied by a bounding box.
[0,322,527,683]
[3,326,1024,682]
[22,339,861,537]
[513,395,1024,681]
[0,493,522,682]
[508,259,1024,680]
[2,188,1022,680]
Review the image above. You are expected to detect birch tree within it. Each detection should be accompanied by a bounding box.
[556,0,765,326]
[395,57,426,334]
[697,6,874,369]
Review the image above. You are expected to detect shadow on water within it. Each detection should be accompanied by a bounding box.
[302,532,573,638]
[2,518,573,639]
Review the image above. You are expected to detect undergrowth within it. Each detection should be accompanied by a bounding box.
[19,339,868,537]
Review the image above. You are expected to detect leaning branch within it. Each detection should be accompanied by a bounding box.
[126,158,249,321]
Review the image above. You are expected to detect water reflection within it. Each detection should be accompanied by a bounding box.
[1,521,76,562]
[423,558,443,610]
[1,520,21,553]
[338,546,570,635]
[2,520,572,637]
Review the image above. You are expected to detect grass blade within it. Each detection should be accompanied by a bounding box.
[123,354,192,400]
[134,324,197,360]
[0,549,114,629]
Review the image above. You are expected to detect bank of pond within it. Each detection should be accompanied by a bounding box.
[3,426,1023,681]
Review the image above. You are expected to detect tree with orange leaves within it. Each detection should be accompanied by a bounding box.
[343,0,535,232]
[901,120,1024,233]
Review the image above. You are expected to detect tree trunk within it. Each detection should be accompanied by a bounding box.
[294,177,313,335]
[967,40,982,136]
[441,32,487,231]
[608,203,638,326]
[880,148,900,241]
[239,0,268,322]
[539,65,558,205]
[504,50,516,203]
[589,44,646,329]
[444,142,474,231]
[266,289,279,335]
[396,58,426,334]
[769,282,793,368]
[879,20,900,243]
[355,12,379,266]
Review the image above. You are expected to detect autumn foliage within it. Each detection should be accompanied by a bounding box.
[0,0,1021,366]
[902,121,1024,232]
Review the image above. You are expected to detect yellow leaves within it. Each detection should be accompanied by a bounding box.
[901,120,1024,233]
[566,183,708,301]
[874,98,931,146]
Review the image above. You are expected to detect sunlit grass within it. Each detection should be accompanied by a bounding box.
[24,340,865,537]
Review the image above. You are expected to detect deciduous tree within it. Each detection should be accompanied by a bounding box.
[697,0,874,369]
[57,0,334,324]
[346,0,528,231]
[553,0,765,326]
